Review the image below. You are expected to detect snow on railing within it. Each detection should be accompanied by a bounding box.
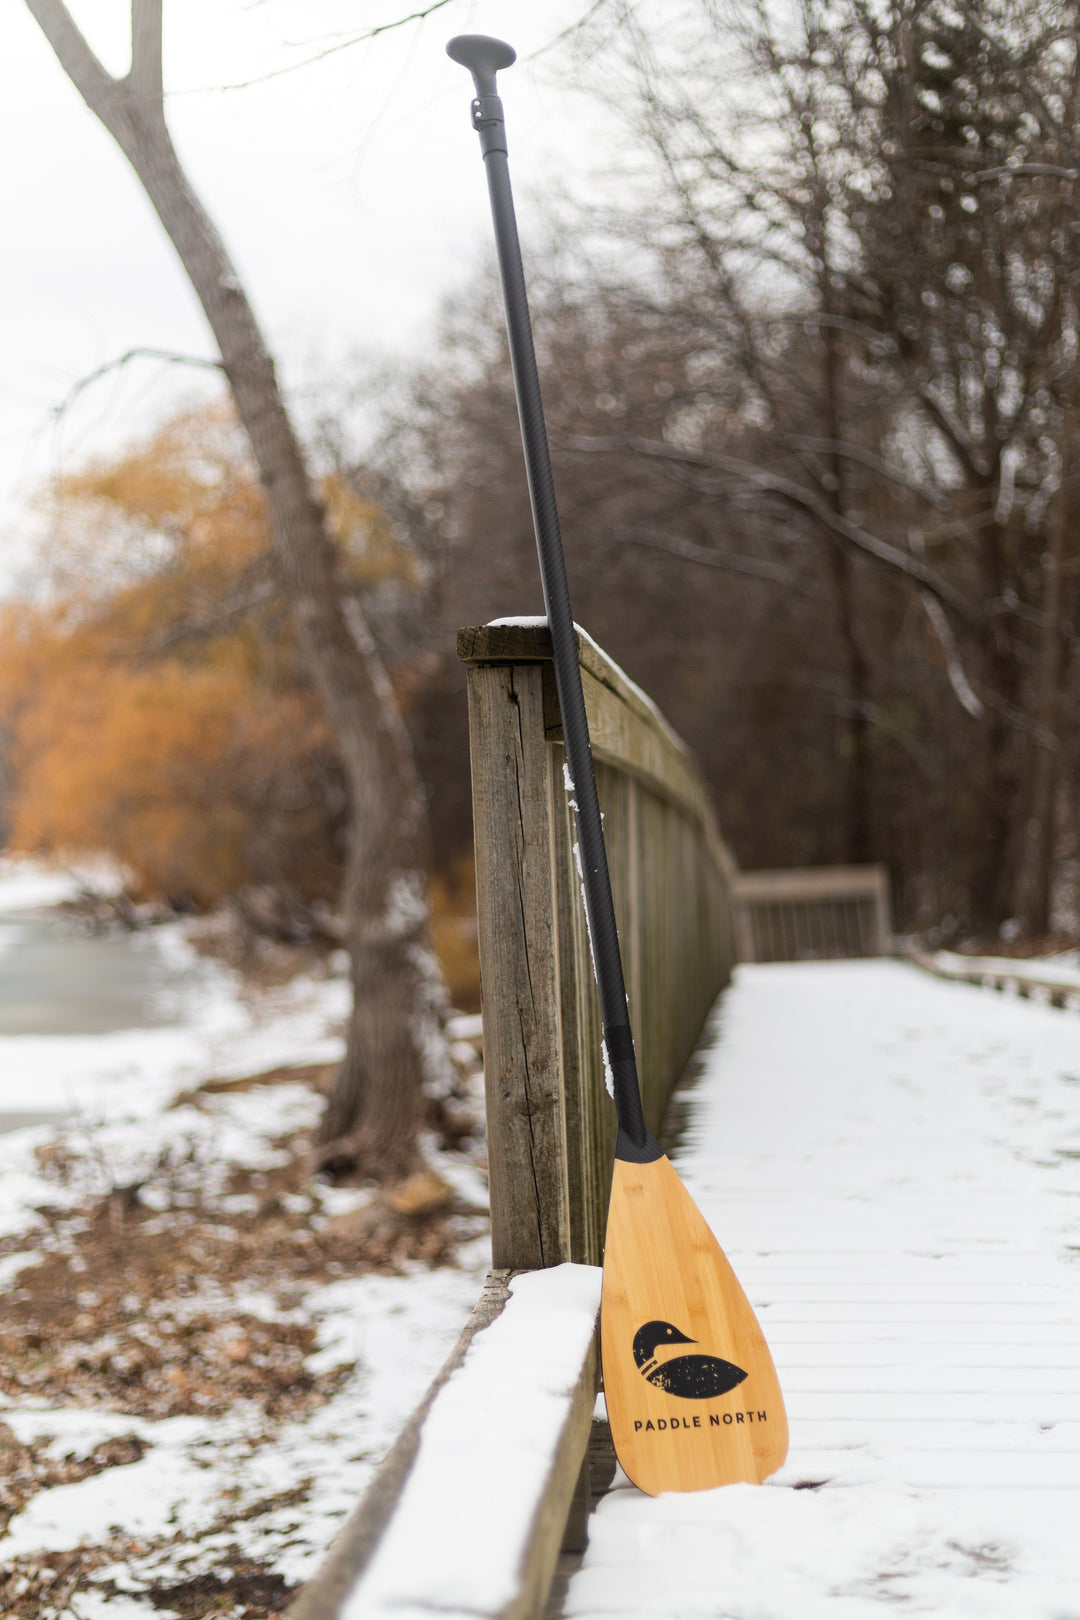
[290,1266,601,1620]
[907,946,1080,1009]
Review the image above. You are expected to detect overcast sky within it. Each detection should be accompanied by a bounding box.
[0,0,625,589]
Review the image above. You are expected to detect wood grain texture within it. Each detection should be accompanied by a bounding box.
[549,742,613,1267]
[600,1156,788,1495]
[459,623,729,844]
[460,624,738,1269]
[465,663,570,1270]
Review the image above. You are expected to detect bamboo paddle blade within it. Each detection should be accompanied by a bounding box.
[601,1154,788,1494]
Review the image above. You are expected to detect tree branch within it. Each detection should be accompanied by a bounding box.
[556,431,978,622]
[49,347,224,423]
[784,436,949,509]
[973,162,1079,183]
[914,383,992,482]
[174,0,457,96]
[24,0,116,105]
[952,2,1076,163]
[616,525,819,594]
[128,0,163,106]
[920,593,984,719]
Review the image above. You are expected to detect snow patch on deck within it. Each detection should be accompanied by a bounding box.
[565,960,1080,1619]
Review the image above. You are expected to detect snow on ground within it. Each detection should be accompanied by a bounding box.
[565,960,1080,1620]
[0,855,127,914]
[0,859,490,1614]
[1,1259,489,1587]
[0,924,348,1128]
[0,920,351,1239]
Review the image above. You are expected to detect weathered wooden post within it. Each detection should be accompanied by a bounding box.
[458,621,738,1269]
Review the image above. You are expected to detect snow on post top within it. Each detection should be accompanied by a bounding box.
[485,617,679,743]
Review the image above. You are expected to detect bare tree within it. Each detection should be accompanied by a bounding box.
[26,0,447,1176]
[944,0,1080,931]
[565,0,1080,933]
[852,0,1080,928]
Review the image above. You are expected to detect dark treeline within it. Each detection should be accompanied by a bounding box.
[360,0,1080,942]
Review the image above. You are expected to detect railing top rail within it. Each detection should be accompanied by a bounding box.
[458,619,679,741]
[733,864,890,902]
[457,620,731,864]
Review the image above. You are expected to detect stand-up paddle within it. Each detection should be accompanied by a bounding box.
[447,34,788,1495]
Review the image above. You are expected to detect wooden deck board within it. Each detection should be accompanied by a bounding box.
[561,960,1080,1618]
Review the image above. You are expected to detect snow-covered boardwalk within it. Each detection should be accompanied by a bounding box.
[566,960,1080,1619]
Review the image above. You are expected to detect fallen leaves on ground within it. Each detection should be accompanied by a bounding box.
[0,1040,488,1619]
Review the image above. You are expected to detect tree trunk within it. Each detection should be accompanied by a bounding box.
[818,270,872,865]
[970,514,1025,934]
[822,536,872,863]
[971,709,1018,932]
[1021,400,1074,936]
[27,0,446,1176]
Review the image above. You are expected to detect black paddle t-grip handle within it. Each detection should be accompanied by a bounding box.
[448,36,661,1165]
[446,34,513,155]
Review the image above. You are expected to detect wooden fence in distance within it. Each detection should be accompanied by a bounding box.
[733,863,893,963]
[459,620,738,1270]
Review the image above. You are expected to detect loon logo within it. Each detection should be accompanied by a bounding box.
[632,1320,748,1400]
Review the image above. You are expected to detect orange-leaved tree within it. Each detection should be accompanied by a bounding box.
[0,404,405,921]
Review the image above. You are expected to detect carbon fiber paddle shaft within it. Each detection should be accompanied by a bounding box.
[448,35,655,1159]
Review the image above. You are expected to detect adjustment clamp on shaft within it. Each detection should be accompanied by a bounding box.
[471,94,507,156]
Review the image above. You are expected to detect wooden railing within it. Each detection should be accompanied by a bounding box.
[907,946,1080,1009]
[289,623,737,1620]
[733,864,893,962]
[459,620,737,1270]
